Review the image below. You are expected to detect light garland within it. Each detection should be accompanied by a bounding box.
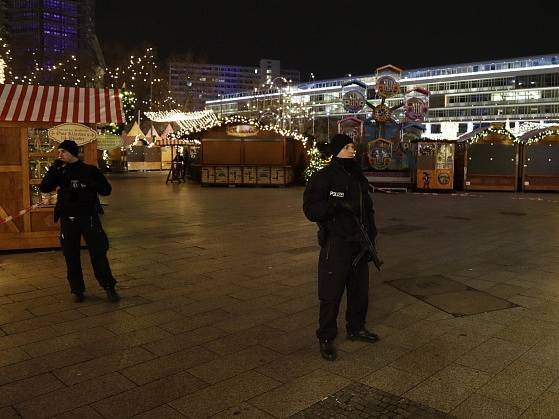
[0,37,13,84]
[467,126,515,144]
[167,113,310,145]
[524,128,559,145]
[5,47,179,112]
[144,109,215,123]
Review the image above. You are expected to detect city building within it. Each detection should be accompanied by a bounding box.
[205,54,559,140]
[6,0,102,83]
[169,58,300,111]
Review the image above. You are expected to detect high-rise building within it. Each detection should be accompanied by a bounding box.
[6,0,101,83]
[169,58,300,111]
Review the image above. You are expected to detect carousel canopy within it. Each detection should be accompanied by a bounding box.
[0,84,124,123]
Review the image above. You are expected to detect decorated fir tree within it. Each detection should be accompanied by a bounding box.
[304,142,330,183]
[104,90,137,135]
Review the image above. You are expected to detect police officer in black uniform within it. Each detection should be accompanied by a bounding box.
[303,134,379,361]
[40,140,120,303]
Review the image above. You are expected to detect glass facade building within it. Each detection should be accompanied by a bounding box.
[206,54,559,140]
[7,0,97,82]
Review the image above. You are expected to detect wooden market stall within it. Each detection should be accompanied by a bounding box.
[0,83,124,250]
[126,143,162,171]
[519,126,559,191]
[413,139,455,191]
[199,122,305,186]
[457,125,519,191]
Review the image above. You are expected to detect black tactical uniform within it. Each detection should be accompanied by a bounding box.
[40,157,117,296]
[303,140,377,350]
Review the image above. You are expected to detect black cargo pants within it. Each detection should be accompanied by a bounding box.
[316,235,369,341]
[60,215,116,294]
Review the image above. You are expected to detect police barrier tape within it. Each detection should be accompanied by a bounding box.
[0,195,54,226]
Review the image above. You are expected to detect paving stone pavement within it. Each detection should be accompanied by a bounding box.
[1,172,559,418]
[293,383,451,418]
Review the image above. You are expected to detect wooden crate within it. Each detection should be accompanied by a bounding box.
[270,167,286,185]
[257,167,271,184]
[215,166,228,184]
[228,166,242,184]
[243,167,257,184]
[201,166,215,183]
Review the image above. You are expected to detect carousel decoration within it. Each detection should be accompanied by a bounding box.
[404,87,430,122]
[339,81,366,143]
[341,80,367,114]
[365,65,405,170]
[367,65,404,125]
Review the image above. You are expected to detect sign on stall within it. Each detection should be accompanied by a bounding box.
[48,123,97,145]
[96,134,123,150]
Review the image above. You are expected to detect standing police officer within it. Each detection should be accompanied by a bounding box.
[40,140,120,303]
[303,134,379,361]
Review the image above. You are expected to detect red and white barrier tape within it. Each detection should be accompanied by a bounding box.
[0,195,53,225]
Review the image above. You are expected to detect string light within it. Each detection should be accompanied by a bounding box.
[523,128,559,145]
[467,126,516,144]
[304,142,330,183]
[165,112,310,145]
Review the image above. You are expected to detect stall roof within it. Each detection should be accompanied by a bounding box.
[519,125,559,142]
[0,84,124,124]
[457,125,515,143]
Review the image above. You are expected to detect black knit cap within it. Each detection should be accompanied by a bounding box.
[58,140,79,157]
[329,134,353,157]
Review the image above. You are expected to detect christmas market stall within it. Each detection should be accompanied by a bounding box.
[123,123,162,171]
[413,139,455,191]
[457,125,519,191]
[0,83,124,250]
[145,111,308,186]
[199,116,306,186]
[519,126,559,191]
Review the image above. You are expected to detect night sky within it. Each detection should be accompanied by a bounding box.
[96,0,559,80]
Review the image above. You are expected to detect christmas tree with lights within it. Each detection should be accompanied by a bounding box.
[304,142,330,183]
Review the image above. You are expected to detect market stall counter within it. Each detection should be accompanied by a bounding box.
[0,84,124,250]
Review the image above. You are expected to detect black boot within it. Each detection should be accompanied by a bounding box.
[347,328,379,343]
[319,339,337,361]
[73,293,84,303]
[105,288,120,302]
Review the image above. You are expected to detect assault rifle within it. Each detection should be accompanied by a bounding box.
[351,214,384,271]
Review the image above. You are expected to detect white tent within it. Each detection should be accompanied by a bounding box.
[145,125,161,143]
[160,123,174,140]
[123,121,146,147]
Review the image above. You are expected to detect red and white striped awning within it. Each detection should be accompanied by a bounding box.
[0,84,124,124]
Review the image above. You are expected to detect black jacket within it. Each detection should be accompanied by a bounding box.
[303,159,377,243]
[40,160,111,221]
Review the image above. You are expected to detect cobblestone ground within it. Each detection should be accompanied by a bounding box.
[2,172,559,418]
[293,383,452,418]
